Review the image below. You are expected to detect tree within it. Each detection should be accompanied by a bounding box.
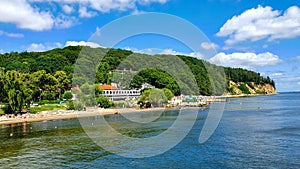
[96,62,111,84]
[2,70,33,113]
[162,88,174,100]
[54,70,70,92]
[140,88,168,107]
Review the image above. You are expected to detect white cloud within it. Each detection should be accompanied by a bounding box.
[0,49,3,54]
[26,42,62,52]
[217,5,300,45]
[270,72,283,76]
[79,6,97,18]
[0,0,54,31]
[65,41,104,48]
[0,30,24,38]
[29,0,168,14]
[201,42,219,50]
[295,56,300,60]
[124,47,203,59]
[209,52,282,69]
[131,8,146,15]
[54,15,77,29]
[62,5,74,14]
[0,0,168,31]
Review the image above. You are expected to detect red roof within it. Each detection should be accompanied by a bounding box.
[99,84,118,90]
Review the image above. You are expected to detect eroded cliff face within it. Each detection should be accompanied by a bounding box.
[227,81,277,95]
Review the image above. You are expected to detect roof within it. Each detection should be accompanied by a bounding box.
[99,84,118,90]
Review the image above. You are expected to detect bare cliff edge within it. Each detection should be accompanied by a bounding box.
[227,81,277,95]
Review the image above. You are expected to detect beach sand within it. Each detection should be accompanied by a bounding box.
[0,107,169,125]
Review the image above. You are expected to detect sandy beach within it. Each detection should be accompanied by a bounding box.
[0,107,170,125]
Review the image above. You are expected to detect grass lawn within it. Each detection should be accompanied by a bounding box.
[30,104,67,114]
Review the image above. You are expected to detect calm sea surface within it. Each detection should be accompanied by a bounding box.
[0,92,300,168]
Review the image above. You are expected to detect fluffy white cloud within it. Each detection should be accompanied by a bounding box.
[0,0,168,31]
[79,6,97,18]
[0,0,54,31]
[65,41,104,48]
[62,5,74,14]
[26,42,63,52]
[217,5,300,45]
[0,30,24,38]
[201,42,219,50]
[209,52,282,69]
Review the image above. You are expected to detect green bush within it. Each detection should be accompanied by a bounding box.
[0,108,5,114]
[96,96,114,108]
[63,91,73,100]
[238,84,251,94]
[145,102,152,108]
[66,101,84,111]
[1,105,14,114]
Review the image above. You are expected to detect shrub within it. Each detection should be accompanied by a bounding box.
[63,91,73,100]
[145,102,152,108]
[1,105,14,114]
[66,101,84,111]
[238,84,251,94]
[96,96,114,108]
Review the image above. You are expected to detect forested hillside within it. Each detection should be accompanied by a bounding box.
[0,46,275,97]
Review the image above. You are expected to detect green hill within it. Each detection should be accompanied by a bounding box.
[0,46,275,96]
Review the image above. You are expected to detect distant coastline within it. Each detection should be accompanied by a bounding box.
[0,93,277,126]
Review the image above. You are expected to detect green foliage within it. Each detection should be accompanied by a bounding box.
[96,62,111,84]
[225,67,275,88]
[96,96,114,108]
[238,84,251,94]
[0,108,4,114]
[1,105,14,114]
[41,91,58,100]
[130,68,180,96]
[1,70,33,113]
[63,91,73,100]
[66,101,85,111]
[145,102,152,108]
[137,100,144,109]
[162,88,174,100]
[140,88,169,107]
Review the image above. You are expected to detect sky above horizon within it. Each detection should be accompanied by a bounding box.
[0,0,300,92]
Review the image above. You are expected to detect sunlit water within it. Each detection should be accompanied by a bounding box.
[1,92,300,168]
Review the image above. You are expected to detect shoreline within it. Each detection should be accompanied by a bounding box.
[0,107,174,126]
[0,93,276,126]
[222,93,277,98]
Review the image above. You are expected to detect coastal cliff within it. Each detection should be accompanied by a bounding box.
[227,81,277,95]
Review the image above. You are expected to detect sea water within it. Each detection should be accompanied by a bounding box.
[0,92,299,168]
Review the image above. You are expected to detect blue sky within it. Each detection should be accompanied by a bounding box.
[0,0,300,92]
